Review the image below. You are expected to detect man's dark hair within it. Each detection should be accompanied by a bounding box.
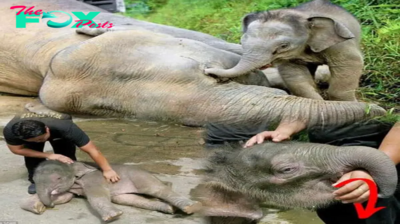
[11,120,46,139]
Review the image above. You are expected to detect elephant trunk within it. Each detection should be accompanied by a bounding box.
[36,186,54,208]
[200,84,386,128]
[205,55,269,78]
[325,146,397,197]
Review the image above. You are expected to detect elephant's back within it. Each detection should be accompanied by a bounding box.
[47,29,237,87]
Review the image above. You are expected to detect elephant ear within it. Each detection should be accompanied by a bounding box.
[72,162,98,179]
[242,12,261,33]
[190,182,263,223]
[307,16,355,52]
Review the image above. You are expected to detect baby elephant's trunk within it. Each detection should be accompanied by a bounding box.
[329,145,398,198]
[36,186,55,208]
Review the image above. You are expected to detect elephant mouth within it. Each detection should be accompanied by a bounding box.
[324,173,344,187]
[259,64,273,70]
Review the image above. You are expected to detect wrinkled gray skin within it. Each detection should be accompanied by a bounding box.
[0,0,385,128]
[205,0,363,101]
[20,161,201,222]
[191,142,398,224]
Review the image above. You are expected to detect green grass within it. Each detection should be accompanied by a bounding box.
[121,0,399,118]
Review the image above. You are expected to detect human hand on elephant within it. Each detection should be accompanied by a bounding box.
[47,154,74,164]
[333,170,374,204]
[243,130,291,147]
[243,120,306,148]
[103,169,120,183]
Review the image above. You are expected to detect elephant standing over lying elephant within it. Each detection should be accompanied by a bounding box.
[191,142,398,224]
[20,161,201,222]
[205,0,363,101]
[0,0,385,129]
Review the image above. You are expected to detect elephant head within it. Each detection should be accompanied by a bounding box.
[33,161,97,207]
[205,8,355,78]
[192,141,397,223]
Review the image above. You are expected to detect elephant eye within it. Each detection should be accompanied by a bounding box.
[278,166,297,174]
[280,43,290,49]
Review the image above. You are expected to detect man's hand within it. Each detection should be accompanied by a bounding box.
[333,170,374,204]
[243,120,306,148]
[103,169,120,183]
[47,154,74,164]
[244,130,291,148]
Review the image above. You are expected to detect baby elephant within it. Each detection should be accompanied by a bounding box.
[192,141,398,223]
[20,161,201,222]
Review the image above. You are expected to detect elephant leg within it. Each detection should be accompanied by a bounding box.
[52,192,74,205]
[134,176,201,214]
[315,65,331,84]
[145,188,202,214]
[25,98,63,115]
[20,194,46,214]
[278,62,324,100]
[111,194,175,214]
[325,43,363,101]
[326,63,361,101]
[82,180,123,222]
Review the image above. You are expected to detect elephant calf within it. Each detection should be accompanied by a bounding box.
[192,142,398,224]
[206,0,363,101]
[20,161,201,222]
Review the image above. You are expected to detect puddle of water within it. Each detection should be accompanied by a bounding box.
[74,119,206,175]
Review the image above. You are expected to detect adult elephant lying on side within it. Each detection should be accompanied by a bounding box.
[205,0,363,101]
[0,0,385,128]
[192,141,398,224]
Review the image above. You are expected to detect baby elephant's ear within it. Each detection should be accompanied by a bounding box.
[242,13,260,33]
[72,162,98,179]
[190,182,263,224]
[307,16,355,52]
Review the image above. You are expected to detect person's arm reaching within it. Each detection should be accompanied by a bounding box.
[65,123,120,183]
[79,141,120,183]
[7,144,74,163]
[244,120,306,148]
[379,122,400,164]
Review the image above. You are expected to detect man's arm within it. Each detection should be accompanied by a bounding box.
[8,144,50,158]
[379,122,400,165]
[244,120,307,147]
[7,144,74,163]
[79,141,120,183]
[65,123,120,183]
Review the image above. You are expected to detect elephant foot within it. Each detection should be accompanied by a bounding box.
[157,203,175,214]
[102,210,123,222]
[181,201,202,214]
[76,26,109,36]
[25,99,57,115]
[20,195,46,214]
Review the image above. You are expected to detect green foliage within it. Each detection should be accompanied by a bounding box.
[122,0,399,110]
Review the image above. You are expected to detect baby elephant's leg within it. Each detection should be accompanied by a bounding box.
[52,192,74,205]
[138,182,202,214]
[20,194,46,214]
[112,194,175,214]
